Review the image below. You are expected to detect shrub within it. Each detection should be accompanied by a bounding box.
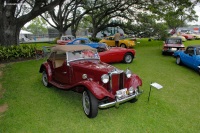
[51,37,60,44]
[0,44,36,62]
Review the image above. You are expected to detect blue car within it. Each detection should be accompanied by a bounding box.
[174,45,200,74]
[67,38,106,52]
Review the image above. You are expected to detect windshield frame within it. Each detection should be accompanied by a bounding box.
[66,49,100,64]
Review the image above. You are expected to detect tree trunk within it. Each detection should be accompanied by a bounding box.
[0,23,21,46]
[91,28,98,38]
[0,4,21,46]
[71,26,76,38]
[0,0,63,46]
[58,29,65,37]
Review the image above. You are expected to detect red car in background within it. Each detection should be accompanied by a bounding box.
[99,46,135,64]
[181,33,194,40]
[39,45,142,118]
[57,35,75,45]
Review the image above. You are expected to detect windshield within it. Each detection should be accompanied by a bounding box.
[166,39,182,44]
[67,49,100,62]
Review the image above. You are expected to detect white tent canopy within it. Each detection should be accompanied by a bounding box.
[20,30,33,34]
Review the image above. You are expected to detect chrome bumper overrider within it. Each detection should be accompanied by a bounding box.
[98,90,143,109]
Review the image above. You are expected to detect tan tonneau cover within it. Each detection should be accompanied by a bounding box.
[51,45,95,52]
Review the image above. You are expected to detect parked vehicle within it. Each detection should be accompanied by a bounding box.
[181,33,194,40]
[99,36,135,48]
[162,37,185,55]
[173,45,200,74]
[99,45,135,64]
[68,38,107,52]
[187,33,200,40]
[171,35,186,42]
[39,45,143,118]
[57,35,75,45]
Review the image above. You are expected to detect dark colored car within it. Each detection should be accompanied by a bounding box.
[174,45,200,74]
[162,37,185,55]
[39,45,143,118]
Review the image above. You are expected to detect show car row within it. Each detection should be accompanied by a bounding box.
[171,32,200,41]
[39,36,200,118]
[57,35,136,48]
[162,37,200,75]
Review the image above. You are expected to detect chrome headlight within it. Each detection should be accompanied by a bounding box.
[128,87,134,94]
[101,74,109,83]
[125,69,132,78]
[82,74,87,79]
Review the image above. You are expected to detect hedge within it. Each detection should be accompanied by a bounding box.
[0,44,36,62]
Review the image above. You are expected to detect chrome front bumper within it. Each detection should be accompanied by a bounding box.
[98,90,143,109]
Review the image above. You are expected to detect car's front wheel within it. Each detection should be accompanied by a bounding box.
[42,71,50,87]
[176,56,182,65]
[120,43,126,48]
[124,53,133,64]
[82,90,98,118]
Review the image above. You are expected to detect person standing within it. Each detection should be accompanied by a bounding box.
[114,31,120,47]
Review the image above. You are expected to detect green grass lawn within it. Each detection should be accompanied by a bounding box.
[0,39,200,132]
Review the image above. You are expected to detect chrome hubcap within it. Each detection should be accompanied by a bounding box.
[125,55,132,63]
[42,72,48,86]
[83,91,90,115]
[121,44,125,48]
[177,57,180,64]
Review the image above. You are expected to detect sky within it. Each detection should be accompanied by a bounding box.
[188,3,200,25]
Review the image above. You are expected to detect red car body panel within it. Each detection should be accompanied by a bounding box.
[57,35,75,45]
[40,59,142,100]
[57,40,72,45]
[181,34,194,40]
[99,47,135,63]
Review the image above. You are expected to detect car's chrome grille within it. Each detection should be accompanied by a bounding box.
[109,69,124,95]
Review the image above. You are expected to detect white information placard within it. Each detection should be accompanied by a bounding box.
[150,82,163,90]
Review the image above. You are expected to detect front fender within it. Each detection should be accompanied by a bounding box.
[39,62,53,81]
[77,80,115,100]
[125,74,142,89]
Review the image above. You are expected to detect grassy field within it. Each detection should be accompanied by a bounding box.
[0,39,200,132]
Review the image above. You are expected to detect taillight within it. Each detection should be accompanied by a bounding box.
[163,47,168,50]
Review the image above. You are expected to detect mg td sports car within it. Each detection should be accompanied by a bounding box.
[39,45,143,118]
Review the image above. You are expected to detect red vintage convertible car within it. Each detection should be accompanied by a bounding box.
[39,45,143,118]
[99,46,135,64]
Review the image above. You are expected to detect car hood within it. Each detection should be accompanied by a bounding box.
[110,47,133,51]
[70,60,116,73]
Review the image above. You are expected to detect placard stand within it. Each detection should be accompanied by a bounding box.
[148,82,163,102]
